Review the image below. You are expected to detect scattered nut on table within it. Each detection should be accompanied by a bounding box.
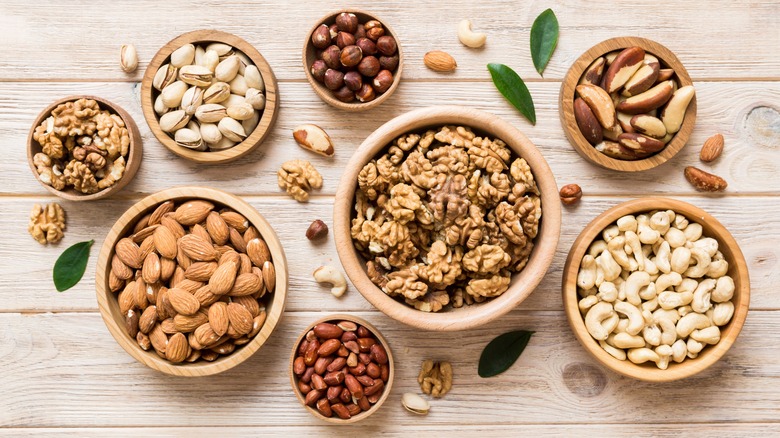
[423,51,457,72]
[418,359,453,397]
[313,265,347,297]
[699,133,724,163]
[401,392,430,415]
[277,159,323,202]
[684,166,728,192]
[560,184,583,205]
[28,203,65,245]
[120,44,138,73]
[457,19,486,48]
[293,124,335,157]
[306,219,329,240]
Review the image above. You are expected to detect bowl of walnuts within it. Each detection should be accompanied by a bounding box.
[334,105,561,331]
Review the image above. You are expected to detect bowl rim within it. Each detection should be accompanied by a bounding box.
[95,186,288,376]
[302,9,404,112]
[140,29,279,164]
[561,197,750,382]
[288,313,394,424]
[559,36,697,172]
[26,95,143,201]
[334,105,562,331]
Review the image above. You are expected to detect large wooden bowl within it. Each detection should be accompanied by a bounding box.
[334,106,561,331]
[562,198,749,382]
[289,314,394,424]
[27,95,142,201]
[302,9,403,111]
[141,30,279,164]
[95,187,288,376]
[559,37,697,172]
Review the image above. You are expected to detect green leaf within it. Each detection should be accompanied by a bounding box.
[487,63,536,125]
[530,8,559,76]
[478,330,534,377]
[53,240,94,292]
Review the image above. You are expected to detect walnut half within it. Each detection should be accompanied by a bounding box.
[28,203,66,245]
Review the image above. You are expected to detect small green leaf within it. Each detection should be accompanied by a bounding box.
[478,330,534,377]
[53,240,94,292]
[530,8,559,76]
[487,63,536,125]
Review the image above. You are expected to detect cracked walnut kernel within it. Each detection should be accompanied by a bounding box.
[418,359,453,398]
[28,203,66,245]
[277,159,323,202]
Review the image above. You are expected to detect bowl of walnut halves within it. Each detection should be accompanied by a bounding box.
[27,96,142,201]
[334,105,561,331]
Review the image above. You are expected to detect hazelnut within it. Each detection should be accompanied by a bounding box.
[340,45,363,68]
[336,31,356,49]
[335,12,359,34]
[324,69,345,90]
[344,71,363,91]
[310,59,328,83]
[311,24,331,49]
[372,69,393,93]
[321,45,341,69]
[328,24,339,41]
[379,55,399,72]
[354,25,366,40]
[333,85,355,103]
[306,219,329,240]
[357,56,381,77]
[559,184,583,205]
[376,36,397,56]
[356,38,377,56]
[355,83,376,102]
[366,27,385,41]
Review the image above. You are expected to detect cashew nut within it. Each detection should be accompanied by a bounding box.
[624,231,644,271]
[596,250,622,283]
[637,215,660,244]
[649,211,671,235]
[653,240,671,273]
[642,324,662,346]
[658,290,693,310]
[687,338,704,358]
[578,295,599,314]
[707,259,729,278]
[684,223,703,242]
[711,301,735,326]
[674,214,689,230]
[655,344,673,370]
[627,347,660,365]
[671,339,687,363]
[617,215,638,233]
[588,240,608,258]
[691,278,716,313]
[653,313,677,346]
[457,19,487,48]
[655,272,682,293]
[608,236,632,270]
[602,224,620,243]
[599,340,627,360]
[625,271,651,306]
[638,282,657,301]
[577,255,597,290]
[614,300,644,335]
[654,308,680,324]
[641,297,659,312]
[670,246,691,274]
[584,302,617,341]
[684,247,711,278]
[676,312,711,338]
[676,278,699,294]
[712,276,735,302]
[690,326,721,345]
[678,305,694,317]
[313,265,347,297]
[694,237,719,257]
[578,287,597,298]
[664,227,686,248]
[597,282,618,302]
[613,332,645,349]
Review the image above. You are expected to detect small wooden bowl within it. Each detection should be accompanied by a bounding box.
[289,314,394,423]
[302,9,403,111]
[141,30,279,164]
[334,105,561,331]
[562,198,749,382]
[27,95,142,201]
[559,37,697,172]
[95,187,288,376]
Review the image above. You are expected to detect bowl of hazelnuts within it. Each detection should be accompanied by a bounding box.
[303,10,403,111]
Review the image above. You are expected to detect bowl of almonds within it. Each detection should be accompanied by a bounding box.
[141,30,279,164]
[95,186,288,376]
[559,37,697,172]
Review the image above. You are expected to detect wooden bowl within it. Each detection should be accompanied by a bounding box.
[562,198,749,382]
[141,30,279,164]
[95,187,288,376]
[27,95,142,201]
[334,105,561,331]
[289,314,394,423]
[559,37,697,172]
[302,9,403,111]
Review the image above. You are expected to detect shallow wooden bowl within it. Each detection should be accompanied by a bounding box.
[562,198,749,382]
[289,314,394,423]
[559,37,697,172]
[95,187,288,376]
[302,9,403,111]
[141,30,279,164]
[27,95,142,201]
[334,105,561,331]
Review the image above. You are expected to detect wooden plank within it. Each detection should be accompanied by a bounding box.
[0,310,778,427]
[0,1,778,81]
[3,81,779,196]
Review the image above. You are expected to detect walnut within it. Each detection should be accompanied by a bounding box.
[495,201,527,246]
[428,145,470,176]
[406,289,450,312]
[418,359,453,398]
[395,133,421,151]
[434,125,475,148]
[429,174,470,225]
[357,162,385,200]
[508,158,539,202]
[28,203,66,245]
[470,170,511,207]
[385,184,421,224]
[96,157,126,190]
[32,153,66,191]
[468,135,512,173]
[386,266,428,300]
[462,244,511,274]
[466,274,511,298]
[277,159,323,202]
[417,241,462,287]
[64,160,99,194]
[33,117,65,159]
[366,260,389,289]
[401,151,438,190]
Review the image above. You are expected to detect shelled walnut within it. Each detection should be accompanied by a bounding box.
[351,125,542,312]
[277,159,323,202]
[418,359,453,398]
[28,203,66,245]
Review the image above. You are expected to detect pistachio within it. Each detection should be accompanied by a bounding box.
[203,82,231,104]
[203,49,219,72]
[244,65,264,91]
[245,88,266,110]
[206,42,233,57]
[235,51,251,74]
[228,74,248,96]
[208,136,237,151]
[215,55,240,82]
[194,45,206,66]
[174,128,203,150]
[242,110,261,135]
[200,123,223,144]
[227,102,254,121]
[194,104,227,124]
[223,94,246,109]
[159,110,190,132]
[181,86,204,115]
[153,63,178,91]
[401,393,430,415]
[161,80,188,108]
[170,43,195,68]
[179,65,214,87]
[120,44,138,73]
[218,117,247,142]
[154,94,169,116]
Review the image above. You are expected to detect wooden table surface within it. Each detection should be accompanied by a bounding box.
[1,1,779,436]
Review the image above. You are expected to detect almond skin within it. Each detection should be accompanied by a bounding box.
[684,166,728,192]
[153,225,178,259]
[205,211,230,245]
[700,133,724,162]
[179,234,218,261]
[246,238,271,267]
[227,302,253,335]
[208,302,229,336]
[423,51,457,72]
[166,333,189,363]
[115,238,143,269]
[209,260,238,295]
[174,200,214,226]
[167,287,201,316]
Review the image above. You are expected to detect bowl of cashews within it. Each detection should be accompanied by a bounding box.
[562,197,749,382]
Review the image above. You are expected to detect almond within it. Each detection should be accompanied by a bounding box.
[153,225,178,259]
[684,166,728,192]
[115,237,143,269]
[184,261,218,282]
[238,253,253,275]
[149,323,168,354]
[139,305,157,334]
[227,302,253,335]
[243,226,261,243]
[293,124,335,157]
[139,235,156,261]
[262,261,276,293]
[133,277,149,310]
[423,51,457,72]
[194,285,220,307]
[219,250,240,267]
[167,287,201,316]
[160,257,176,282]
[246,238,271,267]
[193,322,221,347]
[109,270,124,292]
[229,228,247,253]
[174,311,209,333]
[174,200,214,226]
[111,254,133,280]
[249,312,266,338]
[209,260,238,295]
[161,215,186,240]
[208,302,229,336]
[205,211,230,245]
[232,295,261,317]
[172,278,204,294]
[149,201,175,226]
[125,309,139,338]
[228,273,263,296]
[179,234,218,261]
[131,224,159,244]
[142,252,161,284]
[700,133,724,162]
[161,317,178,334]
[220,211,249,233]
[191,223,212,244]
[166,332,189,363]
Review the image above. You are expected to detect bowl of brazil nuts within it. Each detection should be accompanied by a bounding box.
[290,314,393,423]
[141,30,279,164]
[562,198,749,382]
[95,186,288,376]
[559,37,697,172]
[334,105,561,331]
[303,9,403,111]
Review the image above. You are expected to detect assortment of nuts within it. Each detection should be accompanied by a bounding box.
[152,42,266,152]
[418,360,453,397]
[111,199,274,364]
[292,320,390,420]
[351,125,542,312]
[574,46,695,160]
[309,12,399,103]
[577,210,736,369]
[28,203,66,245]
[32,98,130,194]
[277,159,323,202]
